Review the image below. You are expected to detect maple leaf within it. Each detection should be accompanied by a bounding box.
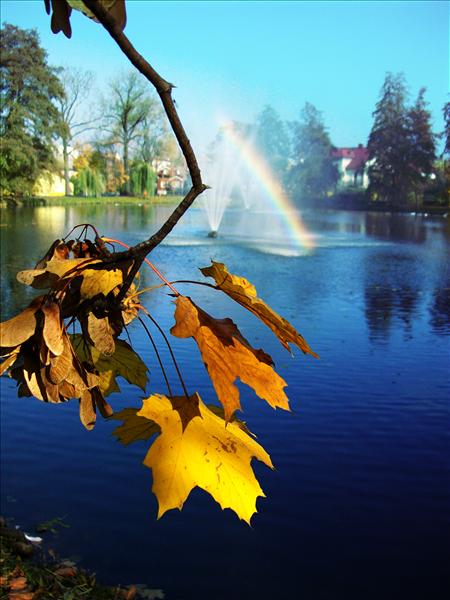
[112,403,254,446]
[111,408,160,445]
[171,296,289,421]
[72,335,149,397]
[200,261,318,357]
[138,393,273,524]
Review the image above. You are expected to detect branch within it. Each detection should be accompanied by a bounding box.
[83,0,208,259]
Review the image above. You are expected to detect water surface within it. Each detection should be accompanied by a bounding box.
[1,206,449,599]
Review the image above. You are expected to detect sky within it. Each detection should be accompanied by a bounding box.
[2,0,449,157]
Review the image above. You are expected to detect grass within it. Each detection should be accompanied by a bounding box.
[1,195,184,207]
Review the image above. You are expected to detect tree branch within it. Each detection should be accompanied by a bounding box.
[83,0,208,259]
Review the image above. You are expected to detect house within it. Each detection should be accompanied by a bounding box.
[152,158,187,195]
[331,144,370,189]
[32,171,70,196]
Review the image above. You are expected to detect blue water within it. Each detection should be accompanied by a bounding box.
[1,206,449,599]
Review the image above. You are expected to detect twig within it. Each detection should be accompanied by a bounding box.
[82,0,208,258]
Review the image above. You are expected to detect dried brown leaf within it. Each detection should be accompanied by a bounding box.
[171,296,289,421]
[200,261,318,356]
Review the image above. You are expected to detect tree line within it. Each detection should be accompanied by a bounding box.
[0,23,182,198]
[1,23,448,207]
[241,79,448,208]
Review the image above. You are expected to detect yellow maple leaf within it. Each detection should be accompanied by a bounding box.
[171,296,289,421]
[138,393,273,524]
[200,261,318,357]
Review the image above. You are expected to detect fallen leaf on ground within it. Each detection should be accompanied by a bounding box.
[9,577,27,590]
[200,261,318,357]
[139,393,273,524]
[171,296,289,421]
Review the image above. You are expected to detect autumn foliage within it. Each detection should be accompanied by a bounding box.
[1,0,318,525]
[0,229,317,523]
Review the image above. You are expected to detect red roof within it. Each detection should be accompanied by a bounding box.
[331,145,369,171]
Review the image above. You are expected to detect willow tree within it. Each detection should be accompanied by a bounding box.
[0,0,318,524]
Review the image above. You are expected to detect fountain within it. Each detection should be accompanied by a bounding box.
[199,124,314,255]
[201,132,246,237]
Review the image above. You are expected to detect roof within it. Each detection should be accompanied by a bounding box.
[331,145,369,171]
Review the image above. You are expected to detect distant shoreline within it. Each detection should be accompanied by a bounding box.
[0,194,184,208]
[0,194,448,216]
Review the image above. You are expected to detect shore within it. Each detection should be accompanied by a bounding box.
[0,195,184,208]
[0,517,162,599]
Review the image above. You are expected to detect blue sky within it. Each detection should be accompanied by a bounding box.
[2,1,449,155]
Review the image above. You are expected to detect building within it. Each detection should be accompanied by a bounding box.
[152,158,187,195]
[331,144,370,189]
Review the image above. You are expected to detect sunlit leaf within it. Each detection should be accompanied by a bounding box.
[139,393,273,524]
[200,261,318,357]
[171,296,289,421]
[79,266,123,299]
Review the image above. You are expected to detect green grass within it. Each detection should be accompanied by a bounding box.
[1,194,184,207]
[44,194,183,206]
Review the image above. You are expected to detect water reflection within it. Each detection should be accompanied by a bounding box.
[1,204,449,600]
[429,287,450,335]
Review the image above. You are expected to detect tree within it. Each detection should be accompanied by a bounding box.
[102,71,160,195]
[407,88,436,205]
[0,23,64,196]
[56,67,96,196]
[368,74,437,206]
[443,101,450,157]
[288,102,338,201]
[254,105,290,181]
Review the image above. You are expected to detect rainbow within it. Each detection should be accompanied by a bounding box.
[220,122,315,250]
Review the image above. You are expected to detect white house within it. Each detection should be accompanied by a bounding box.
[331,144,371,189]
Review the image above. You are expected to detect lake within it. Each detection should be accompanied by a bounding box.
[1,204,449,599]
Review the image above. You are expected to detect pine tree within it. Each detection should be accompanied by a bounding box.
[367,73,413,204]
[288,102,338,201]
[407,88,436,204]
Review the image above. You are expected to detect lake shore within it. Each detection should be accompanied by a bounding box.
[0,516,161,599]
[1,194,448,215]
[0,195,184,208]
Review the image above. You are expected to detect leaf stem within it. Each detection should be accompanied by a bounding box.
[140,307,189,398]
[138,316,173,398]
